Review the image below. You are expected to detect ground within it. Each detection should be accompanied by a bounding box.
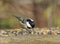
[0,35,60,44]
[0,28,60,44]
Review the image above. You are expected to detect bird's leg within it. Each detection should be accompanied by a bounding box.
[32,28,36,34]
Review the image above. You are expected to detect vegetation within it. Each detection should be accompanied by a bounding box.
[0,0,60,28]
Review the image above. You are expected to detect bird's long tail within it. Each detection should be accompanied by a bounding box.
[12,15,23,21]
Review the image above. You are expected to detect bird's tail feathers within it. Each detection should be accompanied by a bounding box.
[12,15,22,21]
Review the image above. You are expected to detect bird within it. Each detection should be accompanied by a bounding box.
[12,15,35,29]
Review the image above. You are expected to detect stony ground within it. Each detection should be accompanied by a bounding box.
[0,28,60,44]
[0,35,60,44]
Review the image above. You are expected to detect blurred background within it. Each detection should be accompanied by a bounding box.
[0,0,60,29]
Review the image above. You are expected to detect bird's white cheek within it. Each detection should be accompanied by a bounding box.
[30,19,34,21]
[26,22,31,27]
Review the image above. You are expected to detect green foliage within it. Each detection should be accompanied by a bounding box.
[44,5,53,18]
[1,22,10,28]
[0,17,20,29]
[55,17,60,27]
[0,18,15,29]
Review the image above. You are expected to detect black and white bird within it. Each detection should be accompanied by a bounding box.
[12,15,35,29]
